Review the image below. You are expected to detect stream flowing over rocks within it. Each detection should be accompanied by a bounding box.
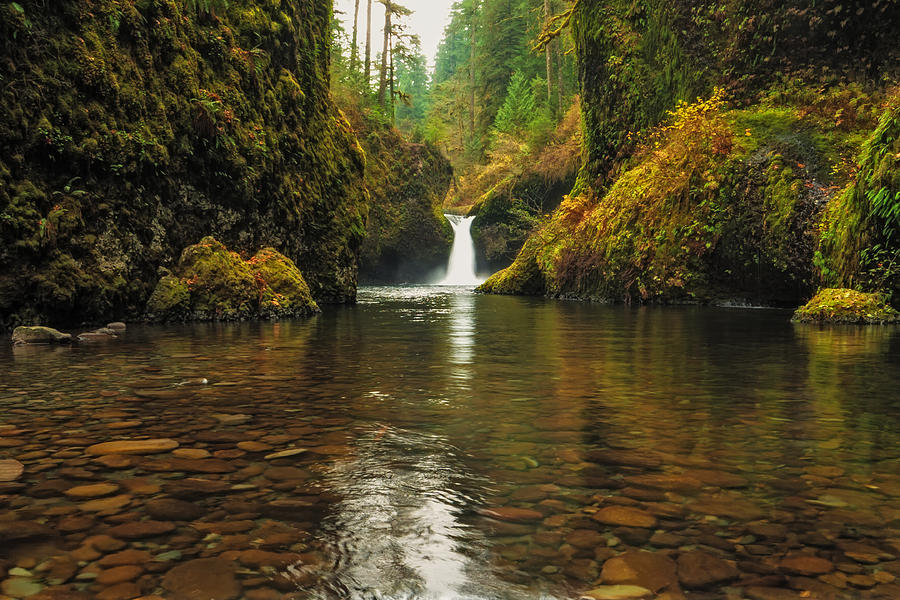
[0,287,898,600]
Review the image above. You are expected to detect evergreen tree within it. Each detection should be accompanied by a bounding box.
[492,71,537,137]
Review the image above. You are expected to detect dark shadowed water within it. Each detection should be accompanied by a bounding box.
[1,286,899,599]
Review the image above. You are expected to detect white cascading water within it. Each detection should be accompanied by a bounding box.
[439,214,482,286]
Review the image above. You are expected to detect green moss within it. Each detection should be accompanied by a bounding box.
[252,247,318,318]
[146,274,190,315]
[145,236,319,322]
[817,92,900,300]
[793,288,899,324]
[178,237,256,318]
[0,0,366,329]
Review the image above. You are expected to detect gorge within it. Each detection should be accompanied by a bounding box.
[1,1,899,599]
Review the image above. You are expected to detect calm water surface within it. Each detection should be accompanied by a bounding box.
[1,286,899,599]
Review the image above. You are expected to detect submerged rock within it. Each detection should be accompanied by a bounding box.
[11,326,72,345]
[793,288,899,324]
[0,459,24,481]
[581,585,654,599]
[77,328,119,342]
[161,558,241,600]
[145,237,319,322]
[85,439,179,456]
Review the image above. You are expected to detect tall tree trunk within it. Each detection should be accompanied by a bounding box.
[468,2,476,139]
[378,1,391,106]
[351,0,360,73]
[557,38,564,114]
[389,33,395,122]
[544,0,552,109]
[364,0,372,89]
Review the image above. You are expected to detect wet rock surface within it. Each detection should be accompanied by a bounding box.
[11,326,73,345]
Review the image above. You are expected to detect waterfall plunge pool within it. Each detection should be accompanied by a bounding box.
[1,287,899,599]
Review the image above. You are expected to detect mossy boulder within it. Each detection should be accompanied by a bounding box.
[11,326,73,345]
[793,288,899,325]
[146,237,318,322]
[251,248,318,319]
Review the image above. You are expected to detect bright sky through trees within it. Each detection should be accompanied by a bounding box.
[333,0,456,68]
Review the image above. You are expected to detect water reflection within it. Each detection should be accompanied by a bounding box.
[447,290,476,377]
[315,425,542,599]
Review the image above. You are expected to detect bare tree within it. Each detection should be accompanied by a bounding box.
[378,0,391,105]
[365,0,373,88]
[351,0,361,72]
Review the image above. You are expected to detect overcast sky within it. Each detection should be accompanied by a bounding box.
[333,0,457,69]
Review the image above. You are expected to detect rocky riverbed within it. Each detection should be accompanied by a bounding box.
[1,300,899,600]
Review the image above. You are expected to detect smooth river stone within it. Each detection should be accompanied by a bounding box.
[676,550,740,589]
[567,529,606,549]
[172,448,211,459]
[1,577,44,598]
[163,478,232,498]
[86,439,179,456]
[623,474,704,494]
[146,498,205,521]
[778,554,834,575]
[0,459,24,481]
[592,506,657,529]
[237,441,273,452]
[600,551,677,593]
[161,558,241,600]
[63,482,120,499]
[140,457,235,474]
[264,448,308,460]
[92,455,136,469]
[97,549,153,567]
[581,585,654,599]
[96,564,144,585]
[587,450,662,469]
[79,494,132,512]
[477,507,544,522]
[682,469,749,488]
[106,520,176,539]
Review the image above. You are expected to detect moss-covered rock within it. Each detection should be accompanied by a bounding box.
[251,247,318,319]
[793,288,899,324]
[11,326,73,345]
[344,104,453,283]
[146,237,318,322]
[0,0,366,329]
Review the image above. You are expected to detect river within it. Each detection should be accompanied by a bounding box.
[1,286,899,599]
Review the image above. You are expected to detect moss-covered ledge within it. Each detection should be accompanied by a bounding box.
[146,237,319,322]
[793,288,899,325]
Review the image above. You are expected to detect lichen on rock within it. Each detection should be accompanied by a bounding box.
[793,288,899,325]
[146,237,318,322]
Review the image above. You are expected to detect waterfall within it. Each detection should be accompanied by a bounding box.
[439,215,482,286]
